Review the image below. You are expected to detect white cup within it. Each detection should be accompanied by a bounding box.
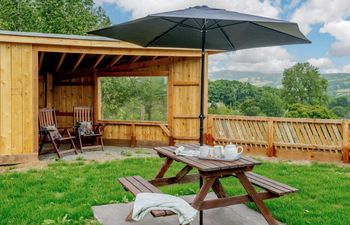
[199,146,210,158]
[213,145,224,159]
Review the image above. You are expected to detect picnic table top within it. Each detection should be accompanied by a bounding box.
[154,144,261,172]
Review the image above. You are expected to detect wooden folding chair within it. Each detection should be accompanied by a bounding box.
[38,108,78,158]
[73,106,104,152]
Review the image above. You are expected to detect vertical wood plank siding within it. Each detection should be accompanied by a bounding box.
[0,43,35,157]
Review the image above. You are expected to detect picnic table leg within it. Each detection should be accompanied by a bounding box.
[212,178,227,198]
[192,176,217,209]
[126,209,133,221]
[236,172,279,225]
[155,158,174,178]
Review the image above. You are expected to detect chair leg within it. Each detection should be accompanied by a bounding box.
[50,135,61,159]
[39,133,46,155]
[70,138,78,155]
[78,133,84,153]
[100,135,104,151]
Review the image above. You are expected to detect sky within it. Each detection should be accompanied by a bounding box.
[94,0,350,74]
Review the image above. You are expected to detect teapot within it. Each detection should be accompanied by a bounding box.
[224,144,243,159]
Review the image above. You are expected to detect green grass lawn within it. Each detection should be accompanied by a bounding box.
[0,157,349,225]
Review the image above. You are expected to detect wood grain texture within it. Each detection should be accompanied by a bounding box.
[0,43,35,156]
[0,43,12,155]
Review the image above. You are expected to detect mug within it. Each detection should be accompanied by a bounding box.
[199,146,210,158]
[213,145,224,159]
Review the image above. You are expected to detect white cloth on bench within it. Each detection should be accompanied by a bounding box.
[175,146,200,157]
[132,193,198,225]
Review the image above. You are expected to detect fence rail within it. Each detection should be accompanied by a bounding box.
[206,115,350,163]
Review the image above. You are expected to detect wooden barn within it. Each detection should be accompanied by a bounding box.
[0,30,210,165]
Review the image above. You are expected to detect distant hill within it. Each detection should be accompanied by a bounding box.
[209,70,282,87]
[209,70,350,97]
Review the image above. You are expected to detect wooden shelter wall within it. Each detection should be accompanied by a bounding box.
[55,77,93,127]
[171,57,204,143]
[0,43,37,163]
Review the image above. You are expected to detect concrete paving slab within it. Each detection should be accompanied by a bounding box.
[92,194,283,225]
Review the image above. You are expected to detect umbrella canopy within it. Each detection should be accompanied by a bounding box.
[89,5,310,146]
[89,5,310,50]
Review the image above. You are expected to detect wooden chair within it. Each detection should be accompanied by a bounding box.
[38,108,78,158]
[73,106,104,152]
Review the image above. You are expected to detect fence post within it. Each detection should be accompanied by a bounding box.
[206,115,214,146]
[130,124,137,147]
[267,119,275,157]
[341,120,349,163]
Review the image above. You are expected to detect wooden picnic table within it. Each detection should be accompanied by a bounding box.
[150,143,296,225]
[118,143,297,225]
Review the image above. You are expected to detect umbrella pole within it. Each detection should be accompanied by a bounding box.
[199,29,206,146]
[199,27,206,225]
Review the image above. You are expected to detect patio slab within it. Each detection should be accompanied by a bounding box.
[92,194,283,225]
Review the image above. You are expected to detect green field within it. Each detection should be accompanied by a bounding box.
[0,158,349,225]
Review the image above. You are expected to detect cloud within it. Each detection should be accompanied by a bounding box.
[95,0,281,19]
[291,0,350,34]
[291,0,350,57]
[320,21,350,57]
[307,57,333,70]
[305,57,350,74]
[209,46,295,74]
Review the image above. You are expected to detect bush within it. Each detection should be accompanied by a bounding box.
[285,103,337,119]
[208,102,240,115]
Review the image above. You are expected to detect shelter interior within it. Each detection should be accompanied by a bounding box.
[38,52,206,147]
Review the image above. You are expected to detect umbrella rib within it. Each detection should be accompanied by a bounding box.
[217,24,236,50]
[250,22,311,43]
[160,17,202,31]
[207,21,247,30]
[145,18,189,47]
[192,18,203,29]
[207,20,223,29]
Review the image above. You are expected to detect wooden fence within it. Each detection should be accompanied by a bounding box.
[206,115,350,163]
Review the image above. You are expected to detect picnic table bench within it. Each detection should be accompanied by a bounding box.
[118,144,298,225]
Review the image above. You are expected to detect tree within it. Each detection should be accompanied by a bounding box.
[0,0,110,35]
[285,103,337,119]
[331,106,348,118]
[281,63,328,106]
[329,96,350,118]
[258,92,284,117]
[240,98,261,116]
[208,102,240,115]
[208,80,259,107]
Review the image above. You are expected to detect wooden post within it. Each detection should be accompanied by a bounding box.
[46,73,53,107]
[206,115,214,146]
[341,120,349,163]
[267,119,275,157]
[130,124,137,147]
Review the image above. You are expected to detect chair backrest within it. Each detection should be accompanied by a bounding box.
[74,106,93,125]
[39,108,57,128]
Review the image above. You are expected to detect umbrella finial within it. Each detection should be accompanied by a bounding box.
[194,5,209,9]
